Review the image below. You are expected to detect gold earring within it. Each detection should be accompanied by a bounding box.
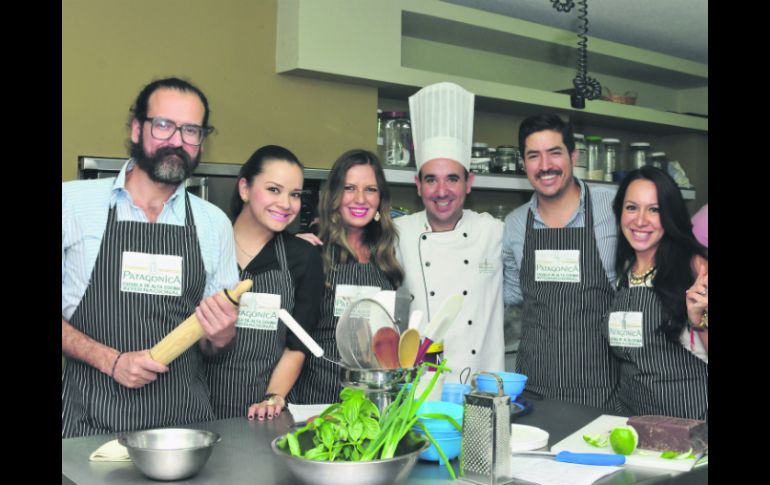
[374,210,381,222]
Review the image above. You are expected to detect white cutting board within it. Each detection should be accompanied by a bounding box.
[550,414,702,472]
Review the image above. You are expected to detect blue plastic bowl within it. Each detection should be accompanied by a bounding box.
[441,383,471,405]
[415,401,464,433]
[476,372,528,399]
[416,432,462,463]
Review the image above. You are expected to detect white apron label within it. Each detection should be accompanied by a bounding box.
[608,311,644,348]
[237,293,281,330]
[120,251,183,296]
[534,250,581,283]
[333,285,381,317]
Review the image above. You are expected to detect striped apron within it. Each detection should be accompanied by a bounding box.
[62,193,212,438]
[290,248,394,404]
[608,285,708,419]
[205,234,295,419]
[516,188,618,409]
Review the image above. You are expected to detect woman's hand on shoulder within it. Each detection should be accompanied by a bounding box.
[296,233,323,246]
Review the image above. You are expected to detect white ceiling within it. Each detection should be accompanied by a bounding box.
[444,0,708,64]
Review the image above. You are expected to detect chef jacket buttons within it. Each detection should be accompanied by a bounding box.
[464,259,469,264]
[463,290,468,295]
[468,320,472,326]
[471,350,476,355]
[430,291,435,296]
[425,261,431,267]
[463,233,468,237]
[421,235,427,240]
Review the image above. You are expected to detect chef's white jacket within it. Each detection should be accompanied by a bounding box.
[395,210,505,382]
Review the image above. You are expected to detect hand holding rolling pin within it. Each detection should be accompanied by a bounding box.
[113,280,252,389]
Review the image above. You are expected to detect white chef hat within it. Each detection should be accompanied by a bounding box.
[409,82,475,171]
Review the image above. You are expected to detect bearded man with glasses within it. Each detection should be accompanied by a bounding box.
[62,77,239,438]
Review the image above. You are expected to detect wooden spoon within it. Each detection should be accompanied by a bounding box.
[398,328,420,368]
[371,327,401,369]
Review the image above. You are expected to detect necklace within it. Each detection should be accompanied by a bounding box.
[234,237,257,259]
[629,265,656,285]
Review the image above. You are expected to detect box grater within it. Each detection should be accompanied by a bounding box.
[459,372,513,485]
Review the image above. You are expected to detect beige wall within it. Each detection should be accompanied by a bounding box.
[62,0,378,181]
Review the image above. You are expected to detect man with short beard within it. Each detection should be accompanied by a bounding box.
[62,77,239,438]
[503,114,619,410]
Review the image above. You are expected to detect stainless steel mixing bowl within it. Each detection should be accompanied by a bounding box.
[118,428,221,481]
[271,431,428,485]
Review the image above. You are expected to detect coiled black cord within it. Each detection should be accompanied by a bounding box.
[552,0,602,107]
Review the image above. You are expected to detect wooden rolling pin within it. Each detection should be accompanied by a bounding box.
[149,280,253,364]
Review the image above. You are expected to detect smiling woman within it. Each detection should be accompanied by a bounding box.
[607,166,708,420]
[291,149,404,404]
[204,145,325,421]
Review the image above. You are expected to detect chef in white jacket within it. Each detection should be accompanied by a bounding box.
[395,82,505,382]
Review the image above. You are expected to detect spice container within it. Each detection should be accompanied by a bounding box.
[602,138,620,182]
[629,142,651,169]
[585,135,604,181]
[380,112,413,167]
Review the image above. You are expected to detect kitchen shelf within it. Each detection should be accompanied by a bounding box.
[379,167,695,200]
[78,157,696,200]
[276,0,707,135]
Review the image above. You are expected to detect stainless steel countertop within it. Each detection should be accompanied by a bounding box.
[62,397,707,484]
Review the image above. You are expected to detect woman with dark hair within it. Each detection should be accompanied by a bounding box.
[205,145,323,421]
[607,166,708,419]
[291,149,404,404]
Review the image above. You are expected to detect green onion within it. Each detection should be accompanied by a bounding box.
[278,359,459,480]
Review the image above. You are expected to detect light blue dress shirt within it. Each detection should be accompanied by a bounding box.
[502,178,618,306]
[62,160,239,320]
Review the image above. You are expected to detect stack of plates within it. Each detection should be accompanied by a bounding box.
[510,424,549,452]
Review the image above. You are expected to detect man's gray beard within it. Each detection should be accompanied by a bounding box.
[130,141,201,186]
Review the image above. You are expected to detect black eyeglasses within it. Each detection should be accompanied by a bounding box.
[144,117,213,146]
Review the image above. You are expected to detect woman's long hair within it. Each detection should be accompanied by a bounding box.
[317,149,403,287]
[613,166,707,343]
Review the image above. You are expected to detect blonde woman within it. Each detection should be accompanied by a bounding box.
[291,149,403,404]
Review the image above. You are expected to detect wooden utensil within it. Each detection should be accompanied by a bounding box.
[372,327,401,369]
[398,328,420,368]
[149,280,253,365]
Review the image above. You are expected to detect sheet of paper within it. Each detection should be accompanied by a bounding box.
[510,456,622,485]
[287,403,331,424]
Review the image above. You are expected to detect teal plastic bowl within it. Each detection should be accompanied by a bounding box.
[415,401,464,434]
[476,372,528,399]
[415,431,461,464]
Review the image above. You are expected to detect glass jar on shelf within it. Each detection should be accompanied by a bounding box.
[573,133,588,179]
[470,142,490,174]
[380,111,413,167]
[585,135,604,181]
[602,138,620,182]
[495,145,519,174]
[629,142,651,169]
[488,147,503,173]
[650,152,668,171]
